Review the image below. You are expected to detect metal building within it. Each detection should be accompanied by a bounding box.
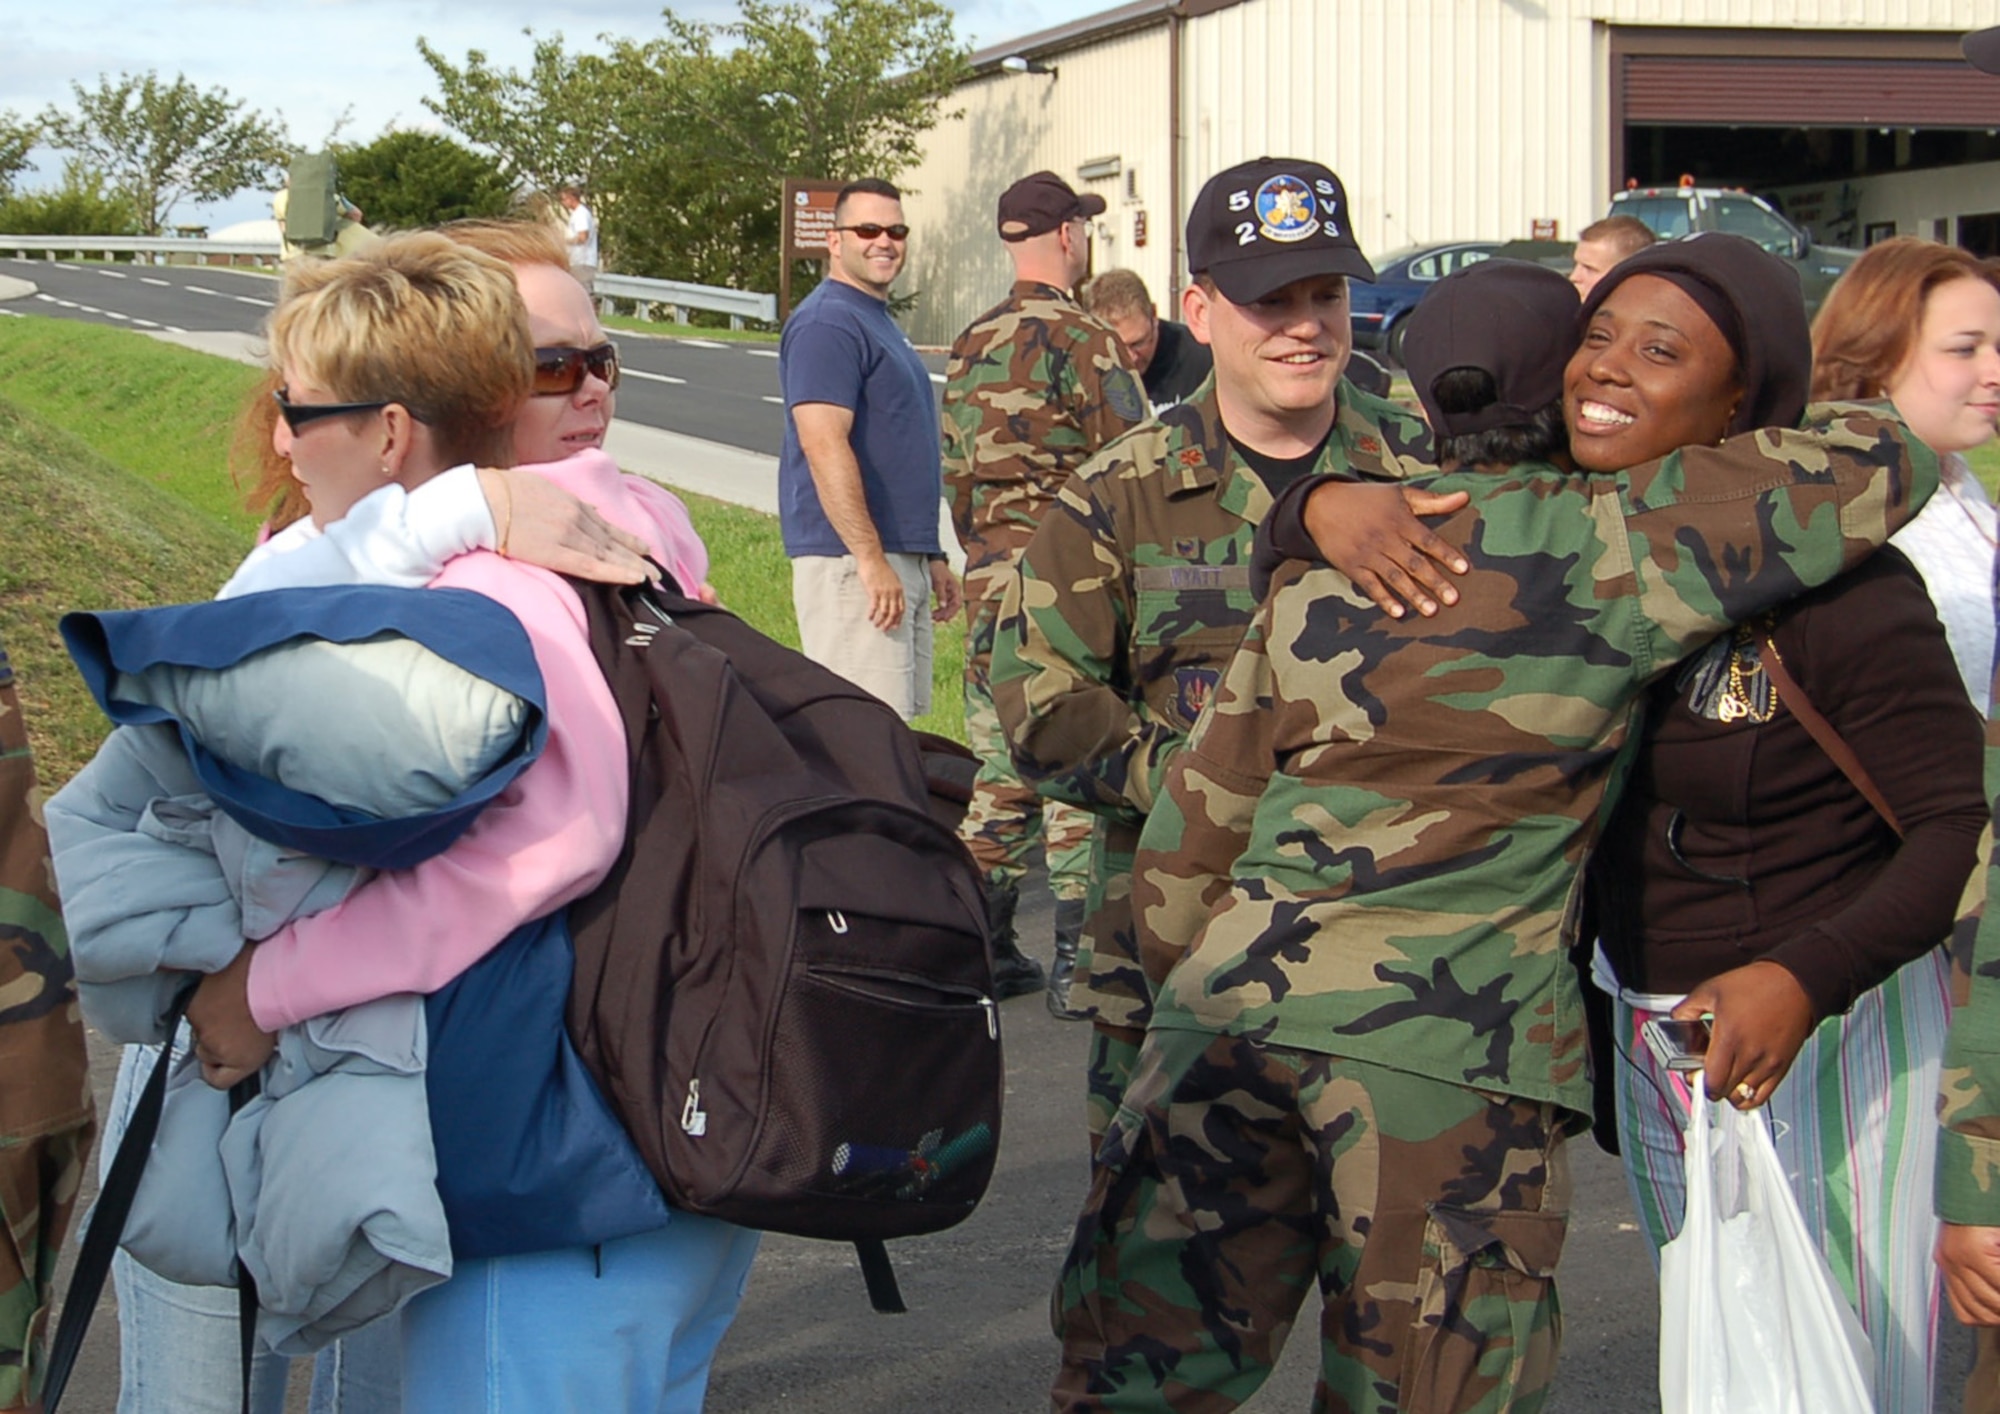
[898,0,2000,345]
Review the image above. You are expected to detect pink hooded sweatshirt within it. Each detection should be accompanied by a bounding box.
[245,451,707,1030]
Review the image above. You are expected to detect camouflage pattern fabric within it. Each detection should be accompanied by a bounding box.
[1052,1029,1570,1413]
[1133,405,1938,1120]
[962,578,1093,898]
[991,375,1432,1037]
[943,279,1145,896]
[0,638,95,1408]
[1082,1022,1142,1149]
[1939,648,2000,1223]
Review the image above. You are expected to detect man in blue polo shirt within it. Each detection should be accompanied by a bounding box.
[779,177,958,719]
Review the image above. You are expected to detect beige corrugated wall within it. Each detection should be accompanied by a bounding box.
[900,25,1173,347]
[896,0,2000,344]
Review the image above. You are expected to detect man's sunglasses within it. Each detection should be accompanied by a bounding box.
[272,387,390,433]
[834,223,909,241]
[534,342,621,396]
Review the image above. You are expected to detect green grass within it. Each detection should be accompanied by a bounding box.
[0,399,253,783]
[0,318,265,535]
[600,312,776,344]
[0,315,964,787]
[1967,440,2000,499]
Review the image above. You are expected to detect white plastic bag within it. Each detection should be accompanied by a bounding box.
[1658,1096,1875,1414]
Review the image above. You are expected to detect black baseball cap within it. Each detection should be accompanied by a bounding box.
[1185,157,1375,304]
[997,172,1106,242]
[1401,260,1579,438]
[1968,27,2000,74]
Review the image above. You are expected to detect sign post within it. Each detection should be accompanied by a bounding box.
[781,179,843,323]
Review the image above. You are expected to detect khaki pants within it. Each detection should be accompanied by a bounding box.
[791,553,933,721]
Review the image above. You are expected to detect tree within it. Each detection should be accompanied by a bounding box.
[0,162,143,236]
[418,0,968,299]
[0,111,36,196]
[335,130,513,229]
[40,72,289,234]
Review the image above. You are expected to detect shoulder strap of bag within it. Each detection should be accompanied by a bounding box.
[1757,632,1904,838]
[42,999,188,1412]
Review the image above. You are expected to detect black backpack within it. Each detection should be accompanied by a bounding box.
[562,574,1002,1312]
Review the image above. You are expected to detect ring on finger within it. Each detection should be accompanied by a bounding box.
[1734,1081,1757,1103]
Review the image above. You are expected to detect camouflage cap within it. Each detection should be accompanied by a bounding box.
[1401,260,1578,436]
[998,172,1106,242]
[1966,26,2000,74]
[1186,157,1374,304]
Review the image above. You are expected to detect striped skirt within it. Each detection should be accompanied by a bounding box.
[1608,946,1952,1414]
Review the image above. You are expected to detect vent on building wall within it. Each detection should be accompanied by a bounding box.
[1126,168,1139,201]
[1078,156,1121,181]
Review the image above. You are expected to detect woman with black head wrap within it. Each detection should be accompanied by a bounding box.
[1582,235,1986,1414]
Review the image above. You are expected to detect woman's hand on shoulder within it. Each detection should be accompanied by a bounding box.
[1675,960,1816,1110]
[187,946,277,1090]
[477,467,653,584]
[1303,480,1470,618]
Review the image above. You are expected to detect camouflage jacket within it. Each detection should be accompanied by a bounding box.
[1132,406,1937,1117]
[940,280,1147,577]
[1939,689,2000,1225]
[989,374,1431,1026]
[0,639,95,1408]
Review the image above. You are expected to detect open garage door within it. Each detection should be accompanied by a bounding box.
[1610,27,2000,254]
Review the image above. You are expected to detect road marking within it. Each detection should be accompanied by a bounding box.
[131,318,159,328]
[761,395,784,404]
[188,285,225,297]
[164,325,185,334]
[52,261,78,270]
[105,311,129,321]
[31,292,53,301]
[679,338,726,349]
[746,348,779,358]
[52,299,77,308]
[0,309,21,318]
[140,277,171,287]
[98,269,127,279]
[233,294,273,306]
[622,369,687,385]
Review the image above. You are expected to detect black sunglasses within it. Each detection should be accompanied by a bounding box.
[834,223,909,242]
[534,342,621,396]
[272,387,390,433]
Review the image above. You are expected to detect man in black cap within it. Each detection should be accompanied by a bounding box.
[987,157,1434,1148]
[940,171,1148,1016]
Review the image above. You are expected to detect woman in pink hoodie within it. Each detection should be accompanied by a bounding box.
[158,231,754,1413]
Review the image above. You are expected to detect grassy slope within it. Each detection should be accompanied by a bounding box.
[0,317,966,789]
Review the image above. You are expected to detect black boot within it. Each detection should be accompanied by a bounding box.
[1047,896,1088,1020]
[984,876,1045,1000]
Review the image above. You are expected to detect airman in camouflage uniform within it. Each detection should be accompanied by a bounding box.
[0,637,95,1409]
[992,157,1431,1137]
[943,170,1147,1007]
[1052,267,1941,1403]
[992,376,1430,1136]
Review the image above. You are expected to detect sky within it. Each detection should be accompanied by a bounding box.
[1,0,1077,232]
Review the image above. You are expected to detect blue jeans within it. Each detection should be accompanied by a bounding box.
[400,1217,760,1413]
[104,1042,403,1414]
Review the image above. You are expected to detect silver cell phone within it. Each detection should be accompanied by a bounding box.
[1641,1017,1711,1073]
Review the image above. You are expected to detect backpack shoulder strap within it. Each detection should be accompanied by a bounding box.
[1757,632,1903,837]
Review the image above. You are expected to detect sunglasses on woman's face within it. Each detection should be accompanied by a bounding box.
[534,342,621,396]
[271,387,390,433]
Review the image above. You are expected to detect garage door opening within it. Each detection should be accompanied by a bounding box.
[1611,29,2000,255]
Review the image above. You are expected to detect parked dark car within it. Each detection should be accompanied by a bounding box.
[1350,241,1501,364]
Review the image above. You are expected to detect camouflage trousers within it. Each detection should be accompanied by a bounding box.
[0,653,96,1407]
[961,585,1091,901]
[1084,1021,1144,1150]
[1052,1029,1571,1414]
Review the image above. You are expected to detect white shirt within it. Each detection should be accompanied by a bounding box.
[568,202,599,269]
[1891,451,1999,714]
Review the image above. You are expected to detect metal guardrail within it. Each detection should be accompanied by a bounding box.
[0,234,280,264]
[592,272,776,329]
[0,234,778,326]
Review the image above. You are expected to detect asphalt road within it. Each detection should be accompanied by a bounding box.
[0,255,907,460]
